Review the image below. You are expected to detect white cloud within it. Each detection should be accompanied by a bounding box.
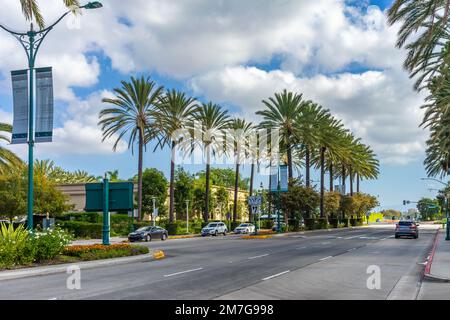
[2,92,127,159]
[189,66,428,165]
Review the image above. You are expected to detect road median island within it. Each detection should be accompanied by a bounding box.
[241,235,273,239]
[0,244,155,281]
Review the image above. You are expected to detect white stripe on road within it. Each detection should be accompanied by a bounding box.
[319,256,333,261]
[248,254,269,260]
[345,234,368,239]
[164,268,203,278]
[262,270,290,281]
[347,248,357,252]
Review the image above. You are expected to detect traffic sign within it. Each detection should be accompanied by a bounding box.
[248,196,262,206]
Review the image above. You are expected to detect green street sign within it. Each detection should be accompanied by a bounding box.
[85,182,134,212]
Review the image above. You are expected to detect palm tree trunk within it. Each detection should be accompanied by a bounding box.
[233,162,240,223]
[204,145,211,222]
[305,145,311,188]
[249,162,255,197]
[329,162,334,192]
[287,143,293,179]
[341,164,346,195]
[137,130,144,222]
[349,166,354,196]
[320,147,325,218]
[357,174,360,193]
[169,141,176,223]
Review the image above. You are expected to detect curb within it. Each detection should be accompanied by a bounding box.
[241,235,273,240]
[423,228,450,283]
[0,251,158,282]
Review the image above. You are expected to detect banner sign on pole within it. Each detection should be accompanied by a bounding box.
[35,67,54,143]
[279,165,288,192]
[10,70,28,145]
[269,166,278,193]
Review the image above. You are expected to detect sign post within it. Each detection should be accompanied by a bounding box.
[102,178,110,245]
[248,196,262,234]
[269,165,289,233]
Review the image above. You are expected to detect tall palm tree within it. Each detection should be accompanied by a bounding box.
[257,90,306,179]
[193,103,230,222]
[19,0,80,30]
[424,111,450,177]
[153,89,199,223]
[387,0,450,90]
[99,76,164,220]
[228,118,253,223]
[0,122,22,175]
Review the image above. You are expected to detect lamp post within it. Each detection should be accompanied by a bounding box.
[0,2,103,230]
[152,196,156,227]
[421,178,450,240]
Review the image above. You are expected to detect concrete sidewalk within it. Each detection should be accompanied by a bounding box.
[70,237,127,246]
[425,229,450,282]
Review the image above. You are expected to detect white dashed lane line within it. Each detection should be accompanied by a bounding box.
[163,268,203,278]
[262,270,290,281]
[248,254,269,260]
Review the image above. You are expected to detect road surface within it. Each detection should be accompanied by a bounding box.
[0,225,440,300]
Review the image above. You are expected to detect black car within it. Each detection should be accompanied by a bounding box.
[128,226,168,242]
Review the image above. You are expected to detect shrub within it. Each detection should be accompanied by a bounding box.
[0,223,31,269]
[59,221,102,239]
[314,218,329,230]
[63,244,149,261]
[261,220,274,230]
[29,228,72,262]
[304,218,315,230]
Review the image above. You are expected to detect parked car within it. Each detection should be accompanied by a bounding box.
[395,220,419,239]
[128,226,168,242]
[201,222,228,237]
[234,223,256,234]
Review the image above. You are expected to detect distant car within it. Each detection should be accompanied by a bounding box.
[395,220,419,239]
[201,222,228,237]
[128,226,168,242]
[234,223,256,234]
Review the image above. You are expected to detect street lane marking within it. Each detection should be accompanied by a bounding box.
[345,234,368,239]
[262,270,290,281]
[48,298,57,300]
[248,254,269,260]
[347,248,357,252]
[319,256,333,261]
[164,268,203,278]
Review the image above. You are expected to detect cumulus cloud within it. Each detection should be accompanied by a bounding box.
[189,66,428,165]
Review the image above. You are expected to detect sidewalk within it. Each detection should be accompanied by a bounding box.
[425,229,450,282]
[70,237,127,246]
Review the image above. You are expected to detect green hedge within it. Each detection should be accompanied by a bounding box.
[58,221,102,239]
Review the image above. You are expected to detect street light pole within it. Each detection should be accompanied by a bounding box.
[152,196,156,227]
[421,177,450,240]
[0,2,102,230]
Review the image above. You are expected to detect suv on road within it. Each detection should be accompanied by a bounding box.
[395,220,419,239]
[201,222,228,237]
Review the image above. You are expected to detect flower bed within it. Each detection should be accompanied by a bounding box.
[63,244,149,261]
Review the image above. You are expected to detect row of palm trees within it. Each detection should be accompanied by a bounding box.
[388,0,450,178]
[99,77,379,222]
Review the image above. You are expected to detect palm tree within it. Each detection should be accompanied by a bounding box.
[387,0,450,90]
[257,90,306,179]
[228,118,253,223]
[153,89,199,223]
[0,122,22,175]
[193,103,230,222]
[424,111,450,177]
[18,0,80,30]
[99,76,164,220]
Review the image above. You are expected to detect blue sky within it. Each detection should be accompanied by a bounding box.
[0,0,441,212]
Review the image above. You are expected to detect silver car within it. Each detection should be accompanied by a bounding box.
[201,222,228,237]
[234,223,256,234]
[395,220,419,239]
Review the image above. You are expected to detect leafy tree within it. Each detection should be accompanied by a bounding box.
[135,168,168,219]
[215,186,229,219]
[381,209,402,219]
[173,167,194,220]
[417,197,442,220]
[99,76,164,220]
[280,180,320,219]
[196,168,248,190]
[324,192,341,219]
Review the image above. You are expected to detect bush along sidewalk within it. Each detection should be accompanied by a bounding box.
[0,223,149,271]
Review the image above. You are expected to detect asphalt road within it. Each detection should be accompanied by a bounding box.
[0,225,440,300]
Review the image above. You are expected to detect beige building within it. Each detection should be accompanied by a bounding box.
[57,183,249,221]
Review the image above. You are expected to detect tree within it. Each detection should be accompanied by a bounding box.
[215,186,229,219]
[0,122,22,175]
[99,76,164,220]
[281,179,320,220]
[153,90,199,223]
[173,167,194,220]
[228,118,253,223]
[135,168,168,219]
[257,90,307,179]
[323,192,341,219]
[18,0,80,30]
[417,198,441,220]
[193,102,230,222]
[196,168,249,190]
